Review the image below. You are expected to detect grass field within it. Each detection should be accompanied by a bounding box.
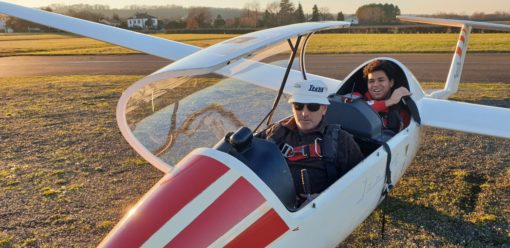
[1,33,510,56]
[0,75,509,247]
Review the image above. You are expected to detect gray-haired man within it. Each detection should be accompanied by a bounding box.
[258,80,364,202]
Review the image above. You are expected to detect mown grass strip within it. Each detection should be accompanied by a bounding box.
[1,33,509,56]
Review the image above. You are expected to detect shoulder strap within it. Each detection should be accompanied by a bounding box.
[321,124,342,184]
[384,105,404,132]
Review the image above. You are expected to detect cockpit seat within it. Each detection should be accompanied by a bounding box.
[325,94,383,140]
[325,94,391,155]
[214,127,296,210]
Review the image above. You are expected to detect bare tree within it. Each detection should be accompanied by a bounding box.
[186,7,212,29]
[241,1,261,28]
[262,1,279,27]
[319,7,334,21]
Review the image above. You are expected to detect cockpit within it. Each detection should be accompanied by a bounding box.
[116,22,420,211]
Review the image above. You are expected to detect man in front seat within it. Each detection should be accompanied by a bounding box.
[258,80,363,203]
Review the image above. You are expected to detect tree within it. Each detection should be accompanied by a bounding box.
[213,14,225,28]
[66,9,104,22]
[41,7,53,12]
[319,7,333,21]
[355,3,400,24]
[262,1,279,27]
[278,0,295,25]
[166,19,186,29]
[294,3,306,23]
[337,11,344,21]
[240,2,260,28]
[186,7,212,28]
[145,18,154,30]
[112,13,120,22]
[311,4,319,21]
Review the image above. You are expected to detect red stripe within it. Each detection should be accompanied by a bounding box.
[459,35,465,43]
[225,209,289,248]
[99,155,229,248]
[165,178,265,247]
[456,47,463,57]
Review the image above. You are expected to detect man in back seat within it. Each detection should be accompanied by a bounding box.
[355,60,411,133]
[257,80,363,203]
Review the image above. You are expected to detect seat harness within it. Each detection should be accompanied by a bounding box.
[281,138,322,161]
[274,124,342,185]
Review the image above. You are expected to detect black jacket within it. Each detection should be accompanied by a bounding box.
[258,117,364,195]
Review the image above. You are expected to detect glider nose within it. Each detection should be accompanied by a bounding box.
[98,151,289,247]
[98,154,230,247]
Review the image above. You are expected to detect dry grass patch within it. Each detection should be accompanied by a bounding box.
[0,76,508,247]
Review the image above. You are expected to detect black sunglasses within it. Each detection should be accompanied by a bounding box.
[292,103,321,112]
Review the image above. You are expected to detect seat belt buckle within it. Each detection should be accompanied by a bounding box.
[281,143,294,158]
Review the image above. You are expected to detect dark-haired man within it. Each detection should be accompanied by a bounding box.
[358,59,411,132]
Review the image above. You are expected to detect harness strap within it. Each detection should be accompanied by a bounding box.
[381,108,404,133]
[379,142,393,240]
[282,139,322,161]
[381,142,393,195]
[322,124,341,185]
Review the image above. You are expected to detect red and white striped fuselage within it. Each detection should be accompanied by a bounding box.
[99,120,420,247]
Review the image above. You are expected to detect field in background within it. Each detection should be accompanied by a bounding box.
[0,76,509,247]
[1,33,510,56]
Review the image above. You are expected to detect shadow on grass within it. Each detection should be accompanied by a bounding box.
[382,196,510,246]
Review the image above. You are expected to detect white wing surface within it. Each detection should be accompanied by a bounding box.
[398,15,510,32]
[419,98,510,139]
[0,1,199,60]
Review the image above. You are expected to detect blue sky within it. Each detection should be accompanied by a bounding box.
[12,0,510,15]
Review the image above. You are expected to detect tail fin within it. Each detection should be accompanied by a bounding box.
[397,16,510,99]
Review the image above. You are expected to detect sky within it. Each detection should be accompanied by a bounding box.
[11,0,510,15]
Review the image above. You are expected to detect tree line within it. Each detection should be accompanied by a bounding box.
[3,1,510,32]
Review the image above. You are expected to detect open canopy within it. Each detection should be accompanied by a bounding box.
[155,21,350,74]
[116,22,350,173]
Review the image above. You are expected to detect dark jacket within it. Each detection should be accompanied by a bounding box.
[258,117,364,195]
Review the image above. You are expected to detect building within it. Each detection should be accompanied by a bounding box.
[127,13,158,30]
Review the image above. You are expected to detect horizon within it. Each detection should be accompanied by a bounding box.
[11,0,510,15]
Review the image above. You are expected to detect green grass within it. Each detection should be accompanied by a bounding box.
[1,33,509,56]
[0,33,236,56]
[307,33,510,54]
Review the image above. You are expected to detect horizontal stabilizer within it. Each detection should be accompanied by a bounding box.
[398,15,510,32]
[0,1,200,60]
[419,98,510,139]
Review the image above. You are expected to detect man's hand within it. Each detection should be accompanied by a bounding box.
[385,87,411,107]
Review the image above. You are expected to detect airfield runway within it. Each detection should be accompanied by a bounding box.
[1,53,509,83]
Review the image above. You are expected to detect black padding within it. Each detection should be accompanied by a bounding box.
[214,127,296,210]
[242,137,296,210]
[229,126,253,152]
[325,95,383,140]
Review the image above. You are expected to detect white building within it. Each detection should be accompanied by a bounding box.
[127,13,158,30]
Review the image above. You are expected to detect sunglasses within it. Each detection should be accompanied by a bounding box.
[292,103,321,112]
